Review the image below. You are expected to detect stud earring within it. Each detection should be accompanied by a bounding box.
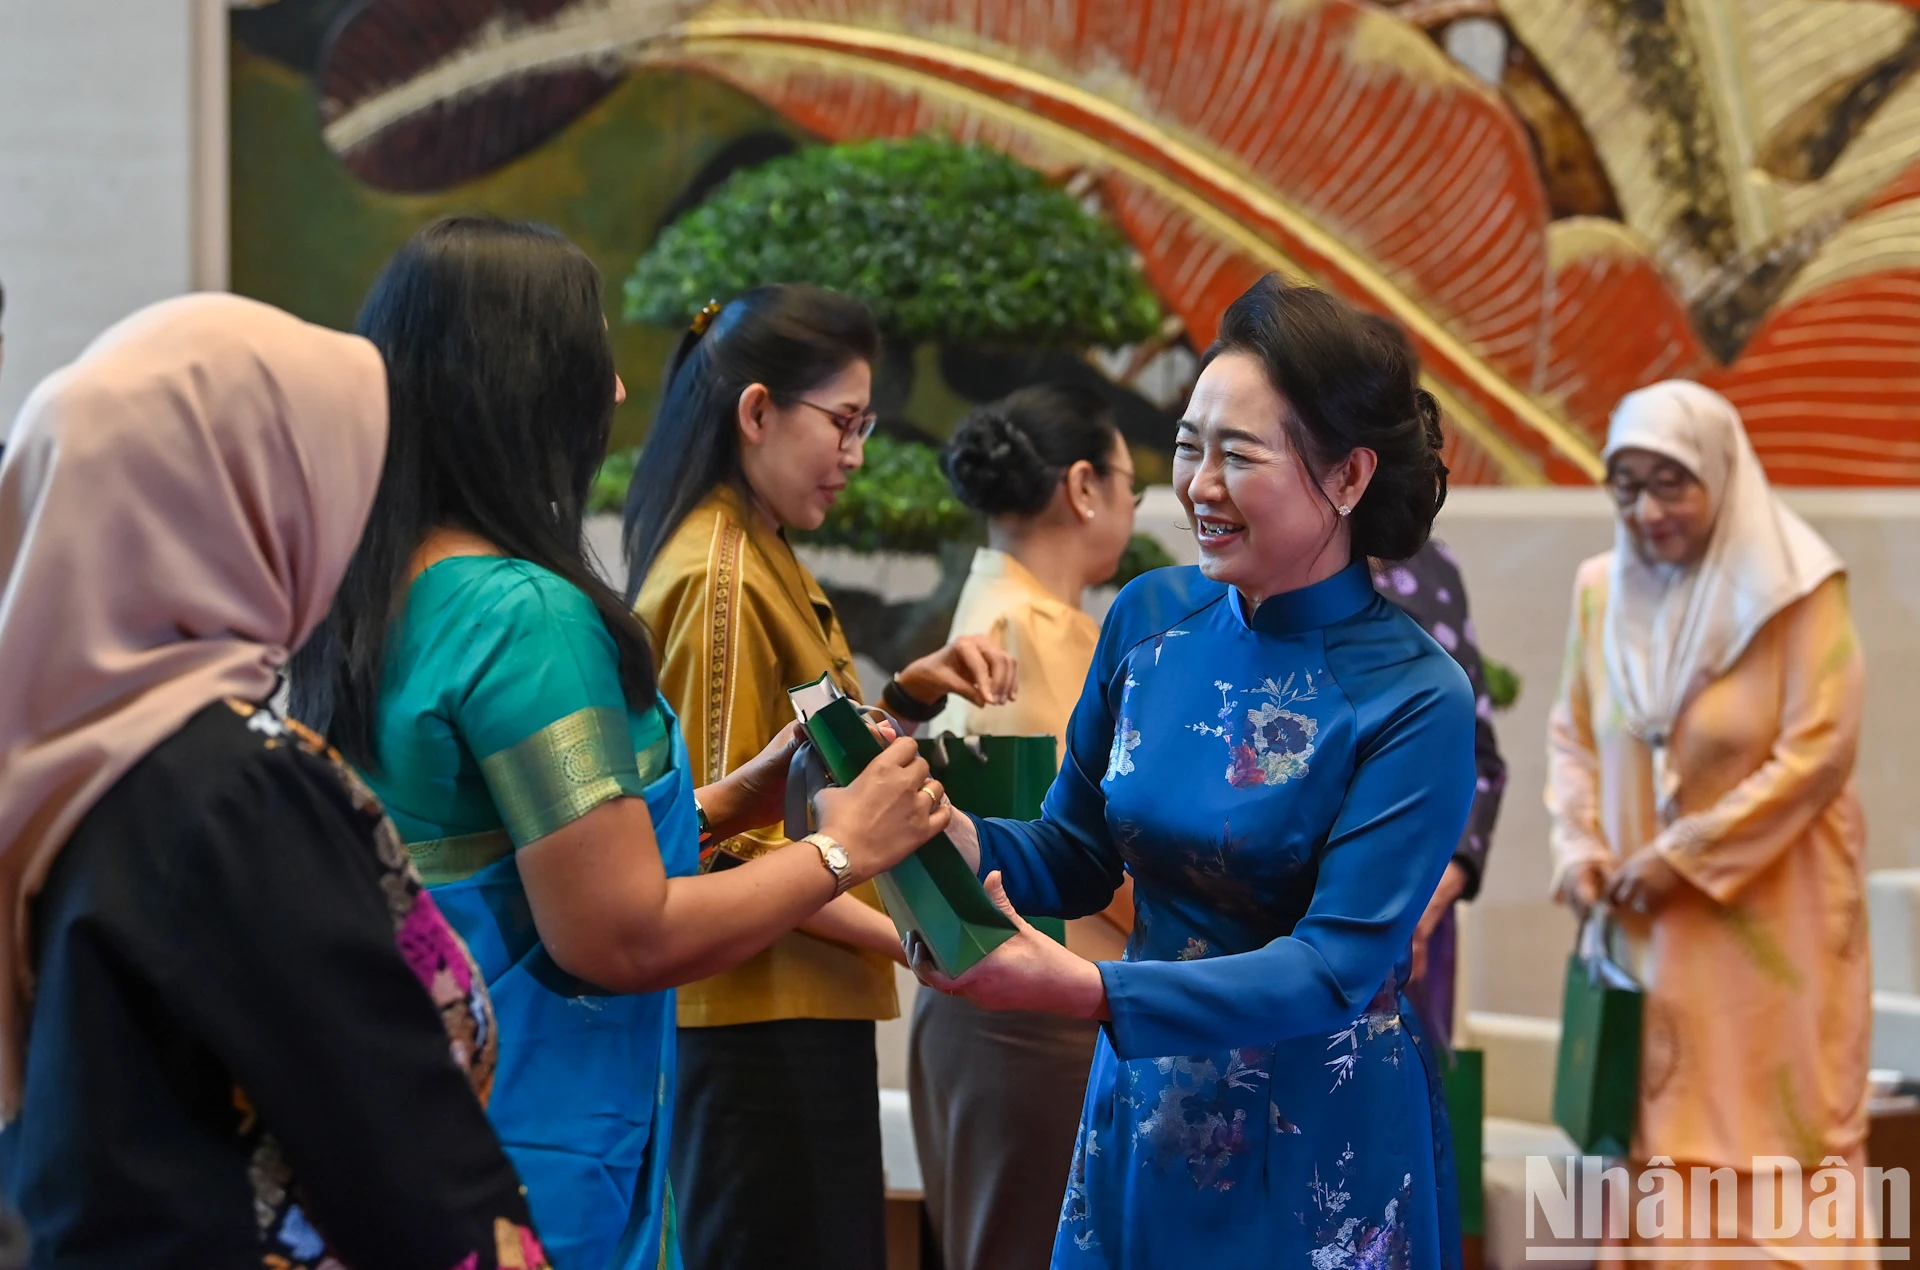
[1338,505,1351,517]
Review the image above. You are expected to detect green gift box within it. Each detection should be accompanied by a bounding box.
[789,677,1016,977]
[1552,914,1644,1157]
[918,732,1067,946]
[1443,1048,1485,1237]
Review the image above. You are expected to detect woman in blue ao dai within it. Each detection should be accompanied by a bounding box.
[919,278,1479,1270]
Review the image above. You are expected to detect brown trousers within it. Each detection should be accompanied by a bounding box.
[908,989,1098,1270]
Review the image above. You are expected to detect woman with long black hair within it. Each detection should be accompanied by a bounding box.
[625,284,1015,1270]
[293,219,950,1270]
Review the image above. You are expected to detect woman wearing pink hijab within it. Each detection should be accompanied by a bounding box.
[0,295,548,1269]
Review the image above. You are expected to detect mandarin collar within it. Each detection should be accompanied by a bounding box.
[1229,559,1377,635]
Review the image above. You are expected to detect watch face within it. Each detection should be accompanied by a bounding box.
[826,844,850,872]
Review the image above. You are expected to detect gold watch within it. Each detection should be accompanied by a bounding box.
[802,832,854,896]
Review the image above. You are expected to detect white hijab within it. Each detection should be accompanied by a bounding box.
[1601,381,1842,819]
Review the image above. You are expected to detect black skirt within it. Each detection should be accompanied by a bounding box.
[671,1018,887,1270]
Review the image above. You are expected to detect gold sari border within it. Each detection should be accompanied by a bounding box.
[406,829,514,887]
[479,705,643,846]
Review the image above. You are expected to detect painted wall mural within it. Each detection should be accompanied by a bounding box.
[236,0,1920,484]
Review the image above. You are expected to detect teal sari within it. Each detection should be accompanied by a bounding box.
[364,557,692,1270]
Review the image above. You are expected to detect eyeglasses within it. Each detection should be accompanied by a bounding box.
[794,399,880,450]
[1605,468,1697,507]
[1111,467,1145,508]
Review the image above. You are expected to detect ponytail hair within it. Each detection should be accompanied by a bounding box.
[621,284,879,598]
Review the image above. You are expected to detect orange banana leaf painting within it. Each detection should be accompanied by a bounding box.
[312,0,1920,484]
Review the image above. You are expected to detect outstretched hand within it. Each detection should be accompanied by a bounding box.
[907,872,1108,1019]
[896,634,1018,709]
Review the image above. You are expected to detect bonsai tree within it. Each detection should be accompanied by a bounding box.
[624,135,1162,373]
[621,134,1168,670]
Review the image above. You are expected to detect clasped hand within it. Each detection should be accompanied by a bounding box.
[1557,848,1682,918]
[906,872,1109,1020]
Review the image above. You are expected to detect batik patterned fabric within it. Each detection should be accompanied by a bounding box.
[973,563,1476,1269]
[227,701,543,1270]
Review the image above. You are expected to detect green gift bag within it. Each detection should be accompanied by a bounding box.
[789,676,1016,977]
[1443,1048,1486,1238]
[1551,912,1644,1157]
[918,732,1068,946]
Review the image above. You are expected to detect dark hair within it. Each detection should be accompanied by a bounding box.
[1203,276,1446,561]
[942,384,1120,517]
[290,216,655,768]
[621,284,880,597]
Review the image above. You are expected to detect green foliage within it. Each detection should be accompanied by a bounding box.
[1112,533,1176,590]
[625,136,1162,348]
[589,446,638,516]
[1483,656,1522,712]
[800,435,978,556]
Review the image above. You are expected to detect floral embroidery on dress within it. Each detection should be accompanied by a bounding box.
[1190,675,1320,788]
[1059,1128,1099,1251]
[1324,983,1404,1092]
[1106,672,1142,780]
[1133,1048,1273,1190]
[1307,1149,1412,1270]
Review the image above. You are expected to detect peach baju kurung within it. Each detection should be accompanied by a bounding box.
[1547,380,1871,1268]
[1550,562,1869,1172]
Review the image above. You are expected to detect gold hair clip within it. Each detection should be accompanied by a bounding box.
[690,299,722,336]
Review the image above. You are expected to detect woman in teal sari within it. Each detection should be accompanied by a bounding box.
[292,218,950,1270]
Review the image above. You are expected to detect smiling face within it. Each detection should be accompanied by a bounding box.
[1174,351,1370,605]
[1607,446,1713,567]
[735,357,873,531]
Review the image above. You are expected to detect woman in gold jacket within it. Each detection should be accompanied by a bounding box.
[624,284,1014,1270]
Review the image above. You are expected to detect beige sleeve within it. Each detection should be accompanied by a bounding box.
[1545,564,1613,893]
[1657,576,1863,904]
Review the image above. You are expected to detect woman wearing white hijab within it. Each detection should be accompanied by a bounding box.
[0,295,549,1269]
[1548,380,1869,1265]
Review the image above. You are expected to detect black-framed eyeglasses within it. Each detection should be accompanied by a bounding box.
[1605,467,1697,507]
[1111,466,1145,508]
[795,399,879,450]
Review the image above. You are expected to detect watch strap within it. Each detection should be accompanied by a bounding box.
[802,832,855,896]
[882,677,946,723]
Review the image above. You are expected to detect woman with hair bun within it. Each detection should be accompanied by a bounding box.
[914,276,1478,1267]
[911,384,1139,1270]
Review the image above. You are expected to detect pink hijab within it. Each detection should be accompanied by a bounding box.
[0,293,387,1117]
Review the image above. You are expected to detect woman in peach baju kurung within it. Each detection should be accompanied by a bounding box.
[1547,381,1871,1267]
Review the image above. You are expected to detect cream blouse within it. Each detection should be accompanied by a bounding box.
[928,548,1131,958]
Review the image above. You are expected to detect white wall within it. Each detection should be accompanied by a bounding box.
[0,0,223,436]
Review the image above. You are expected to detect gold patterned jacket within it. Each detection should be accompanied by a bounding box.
[633,484,898,1027]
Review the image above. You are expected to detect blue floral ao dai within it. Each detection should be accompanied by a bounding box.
[972,562,1477,1270]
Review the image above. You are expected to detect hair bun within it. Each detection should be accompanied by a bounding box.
[1413,388,1444,454]
[943,405,1057,516]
